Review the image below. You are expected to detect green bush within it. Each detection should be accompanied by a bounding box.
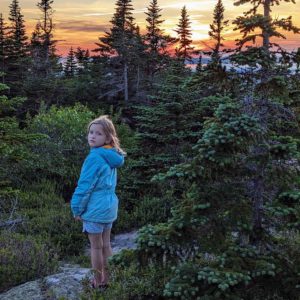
[18,179,62,210]
[114,195,172,233]
[18,180,87,257]
[20,206,86,257]
[0,231,58,292]
[25,103,96,189]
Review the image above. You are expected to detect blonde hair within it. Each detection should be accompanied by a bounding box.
[87,115,126,155]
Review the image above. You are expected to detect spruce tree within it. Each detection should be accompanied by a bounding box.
[31,0,57,76]
[6,0,28,93]
[23,0,62,111]
[135,91,300,299]
[232,0,300,68]
[207,0,228,68]
[234,0,299,50]
[74,47,90,72]
[0,14,8,83]
[96,0,141,102]
[128,61,201,217]
[192,0,231,94]
[144,0,164,54]
[7,0,28,58]
[144,0,175,86]
[64,47,77,77]
[174,6,193,62]
[30,21,44,74]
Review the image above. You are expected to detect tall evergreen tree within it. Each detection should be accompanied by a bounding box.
[64,47,77,77]
[31,0,57,76]
[130,61,199,211]
[96,0,140,103]
[30,21,44,73]
[23,0,62,112]
[7,0,28,58]
[6,0,28,93]
[74,47,90,69]
[144,0,165,54]
[233,0,300,55]
[144,0,175,85]
[174,6,193,61]
[0,14,8,83]
[194,0,229,91]
[133,89,300,299]
[207,0,228,67]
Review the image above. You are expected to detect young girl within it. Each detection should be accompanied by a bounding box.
[71,115,125,289]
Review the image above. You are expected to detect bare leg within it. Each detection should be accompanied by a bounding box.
[88,233,103,286]
[102,228,112,285]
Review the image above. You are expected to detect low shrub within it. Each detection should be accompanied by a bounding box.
[17,180,87,257]
[114,195,172,233]
[20,206,86,257]
[81,250,170,300]
[0,231,59,292]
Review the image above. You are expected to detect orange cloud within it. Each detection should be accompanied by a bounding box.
[0,0,299,56]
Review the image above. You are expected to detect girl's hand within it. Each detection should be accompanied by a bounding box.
[74,216,82,221]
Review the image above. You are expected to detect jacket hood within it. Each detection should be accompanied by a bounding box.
[91,147,124,168]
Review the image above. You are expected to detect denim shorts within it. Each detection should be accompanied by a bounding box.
[82,221,113,234]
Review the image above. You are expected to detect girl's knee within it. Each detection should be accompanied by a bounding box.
[102,243,111,250]
[88,233,103,249]
[91,243,103,250]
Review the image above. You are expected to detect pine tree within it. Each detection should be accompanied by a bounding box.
[23,0,61,112]
[6,0,28,93]
[0,14,8,84]
[30,21,44,74]
[207,0,228,67]
[7,0,28,58]
[30,0,57,76]
[232,0,300,68]
[144,0,165,54]
[234,0,300,50]
[174,6,193,62]
[193,0,230,93]
[73,47,90,76]
[135,91,300,299]
[133,25,148,96]
[144,0,175,85]
[130,61,201,211]
[96,0,140,102]
[64,47,77,77]
[195,52,203,73]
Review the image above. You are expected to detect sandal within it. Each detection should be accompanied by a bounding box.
[90,278,100,289]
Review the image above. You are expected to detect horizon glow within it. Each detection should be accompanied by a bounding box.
[0,0,299,56]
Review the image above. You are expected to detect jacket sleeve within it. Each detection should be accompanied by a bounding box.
[71,153,105,217]
[98,148,125,168]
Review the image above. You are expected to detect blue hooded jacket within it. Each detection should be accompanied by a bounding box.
[71,147,124,223]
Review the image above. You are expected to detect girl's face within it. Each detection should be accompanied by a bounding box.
[88,123,110,148]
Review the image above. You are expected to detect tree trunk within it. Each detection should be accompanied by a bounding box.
[251,173,264,245]
[263,0,271,51]
[136,64,140,94]
[124,62,128,102]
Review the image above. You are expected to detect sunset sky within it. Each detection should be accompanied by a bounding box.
[1,0,300,56]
